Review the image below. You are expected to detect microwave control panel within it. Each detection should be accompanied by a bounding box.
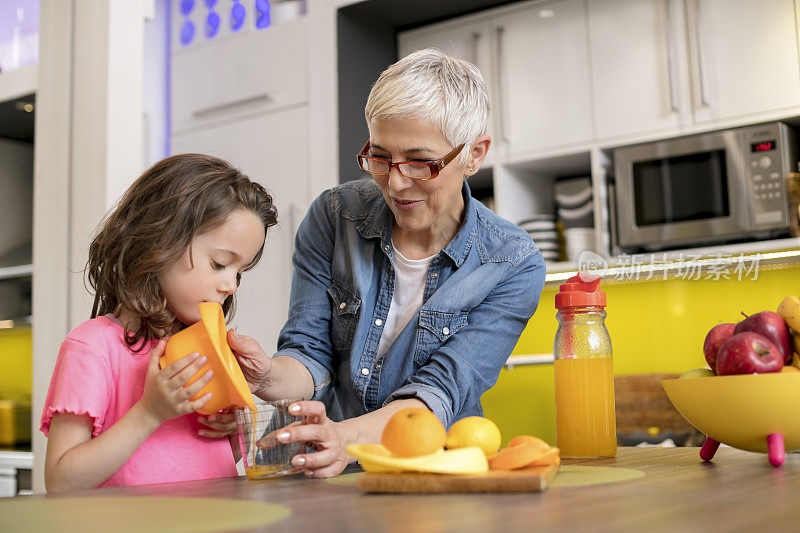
[743,123,794,228]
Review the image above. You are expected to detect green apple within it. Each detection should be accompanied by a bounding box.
[679,368,716,379]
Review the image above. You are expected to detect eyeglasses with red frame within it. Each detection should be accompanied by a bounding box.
[356,141,465,181]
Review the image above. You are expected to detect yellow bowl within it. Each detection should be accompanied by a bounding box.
[162,302,255,415]
[661,373,800,453]
[346,444,489,474]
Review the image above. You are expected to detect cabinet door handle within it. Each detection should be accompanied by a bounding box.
[471,31,480,66]
[495,26,511,143]
[288,202,300,258]
[664,0,680,112]
[192,93,272,118]
[694,0,711,107]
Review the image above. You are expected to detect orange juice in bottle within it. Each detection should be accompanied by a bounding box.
[554,274,616,458]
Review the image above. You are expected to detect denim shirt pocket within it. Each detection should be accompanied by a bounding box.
[415,309,469,365]
[327,280,361,351]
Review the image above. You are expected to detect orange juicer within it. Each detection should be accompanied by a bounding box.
[161,302,256,415]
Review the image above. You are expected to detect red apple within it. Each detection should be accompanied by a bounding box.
[703,323,736,373]
[716,332,784,375]
[733,310,793,365]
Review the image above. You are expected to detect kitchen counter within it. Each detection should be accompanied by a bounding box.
[3,447,799,531]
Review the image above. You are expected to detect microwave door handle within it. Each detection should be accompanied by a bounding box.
[608,181,620,255]
[664,0,680,112]
[694,0,711,107]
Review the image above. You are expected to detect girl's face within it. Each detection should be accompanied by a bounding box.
[162,209,266,326]
[367,117,469,236]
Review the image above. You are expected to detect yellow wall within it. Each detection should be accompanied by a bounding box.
[3,264,799,445]
[0,326,32,401]
[482,263,800,446]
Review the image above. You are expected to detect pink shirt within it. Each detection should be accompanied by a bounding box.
[40,315,238,487]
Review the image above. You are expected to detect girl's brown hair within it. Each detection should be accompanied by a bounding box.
[86,153,278,351]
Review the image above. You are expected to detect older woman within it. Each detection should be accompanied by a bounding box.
[229,49,546,477]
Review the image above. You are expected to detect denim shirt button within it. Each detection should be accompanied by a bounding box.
[383,245,390,252]
[375,318,383,327]
[339,302,347,310]
[361,368,370,376]
[430,272,438,279]
[442,327,450,335]
[375,363,381,370]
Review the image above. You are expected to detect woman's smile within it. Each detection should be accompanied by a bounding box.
[392,197,424,211]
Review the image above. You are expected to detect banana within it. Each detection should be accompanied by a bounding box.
[777,295,800,333]
[793,351,800,370]
[794,332,800,356]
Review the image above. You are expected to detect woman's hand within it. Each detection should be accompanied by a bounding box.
[198,410,238,438]
[138,340,214,424]
[275,401,351,478]
[227,330,273,396]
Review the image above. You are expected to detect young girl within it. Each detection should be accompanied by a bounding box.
[40,153,278,491]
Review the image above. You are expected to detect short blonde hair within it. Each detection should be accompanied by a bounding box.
[365,48,490,165]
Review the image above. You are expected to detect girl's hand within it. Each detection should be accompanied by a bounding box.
[198,410,238,438]
[138,340,214,424]
[227,330,273,395]
[273,401,350,478]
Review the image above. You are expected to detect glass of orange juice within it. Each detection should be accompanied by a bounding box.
[554,355,616,457]
[553,275,617,458]
[235,398,303,479]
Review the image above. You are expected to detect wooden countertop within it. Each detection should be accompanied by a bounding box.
[10,447,800,531]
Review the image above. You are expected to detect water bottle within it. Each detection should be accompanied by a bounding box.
[553,274,616,458]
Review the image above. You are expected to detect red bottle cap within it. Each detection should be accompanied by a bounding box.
[555,274,607,309]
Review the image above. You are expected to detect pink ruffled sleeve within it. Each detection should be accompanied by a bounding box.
[40,338,112,438]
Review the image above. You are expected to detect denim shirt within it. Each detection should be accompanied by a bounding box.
[276,179,546,427]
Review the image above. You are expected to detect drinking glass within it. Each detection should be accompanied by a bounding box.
[235,398,303,479]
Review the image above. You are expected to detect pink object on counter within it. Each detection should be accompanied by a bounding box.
[767,433,785,467]
[699,437,720,461]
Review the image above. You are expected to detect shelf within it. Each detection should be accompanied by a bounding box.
[0,315,31,329]
[543,237,800,285]
[0,65,37,104]
[0,451,33,470]
[503,354,554,369]
[0,264,32,281]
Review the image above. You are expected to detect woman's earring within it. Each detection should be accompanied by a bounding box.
[467,166,475,174]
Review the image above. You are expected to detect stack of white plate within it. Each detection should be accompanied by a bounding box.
[563,227,596,262]
[555,177,594,229]
[555,177,596,260]
[519,215,559,262]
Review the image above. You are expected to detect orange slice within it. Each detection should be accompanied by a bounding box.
[489,435,560,471]
[507,435,551,450]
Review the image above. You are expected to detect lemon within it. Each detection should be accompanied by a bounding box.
[445,416,501,456]
[678,368,715,379]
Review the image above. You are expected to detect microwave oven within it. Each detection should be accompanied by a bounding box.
[612,122,797,252]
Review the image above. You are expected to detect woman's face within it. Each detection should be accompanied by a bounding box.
[367,117,470,236]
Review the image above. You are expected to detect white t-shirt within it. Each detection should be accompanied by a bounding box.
[376,242,436,359]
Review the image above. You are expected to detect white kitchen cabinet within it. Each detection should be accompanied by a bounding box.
[398,18,497,164]
[398,19,493,87]
[491,0,593,157]
[688,0,800,125]
[398,0,593,160]
[588,0,693,139]
[171,16,308,134]
[172,106,309,353]
[588,0,800,140]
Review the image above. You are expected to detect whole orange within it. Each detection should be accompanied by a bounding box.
[381,408,447,457]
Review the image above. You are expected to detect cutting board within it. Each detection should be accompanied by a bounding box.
[356,462,559,493]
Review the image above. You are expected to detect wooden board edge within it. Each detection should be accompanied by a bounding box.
[356,463,559,493]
